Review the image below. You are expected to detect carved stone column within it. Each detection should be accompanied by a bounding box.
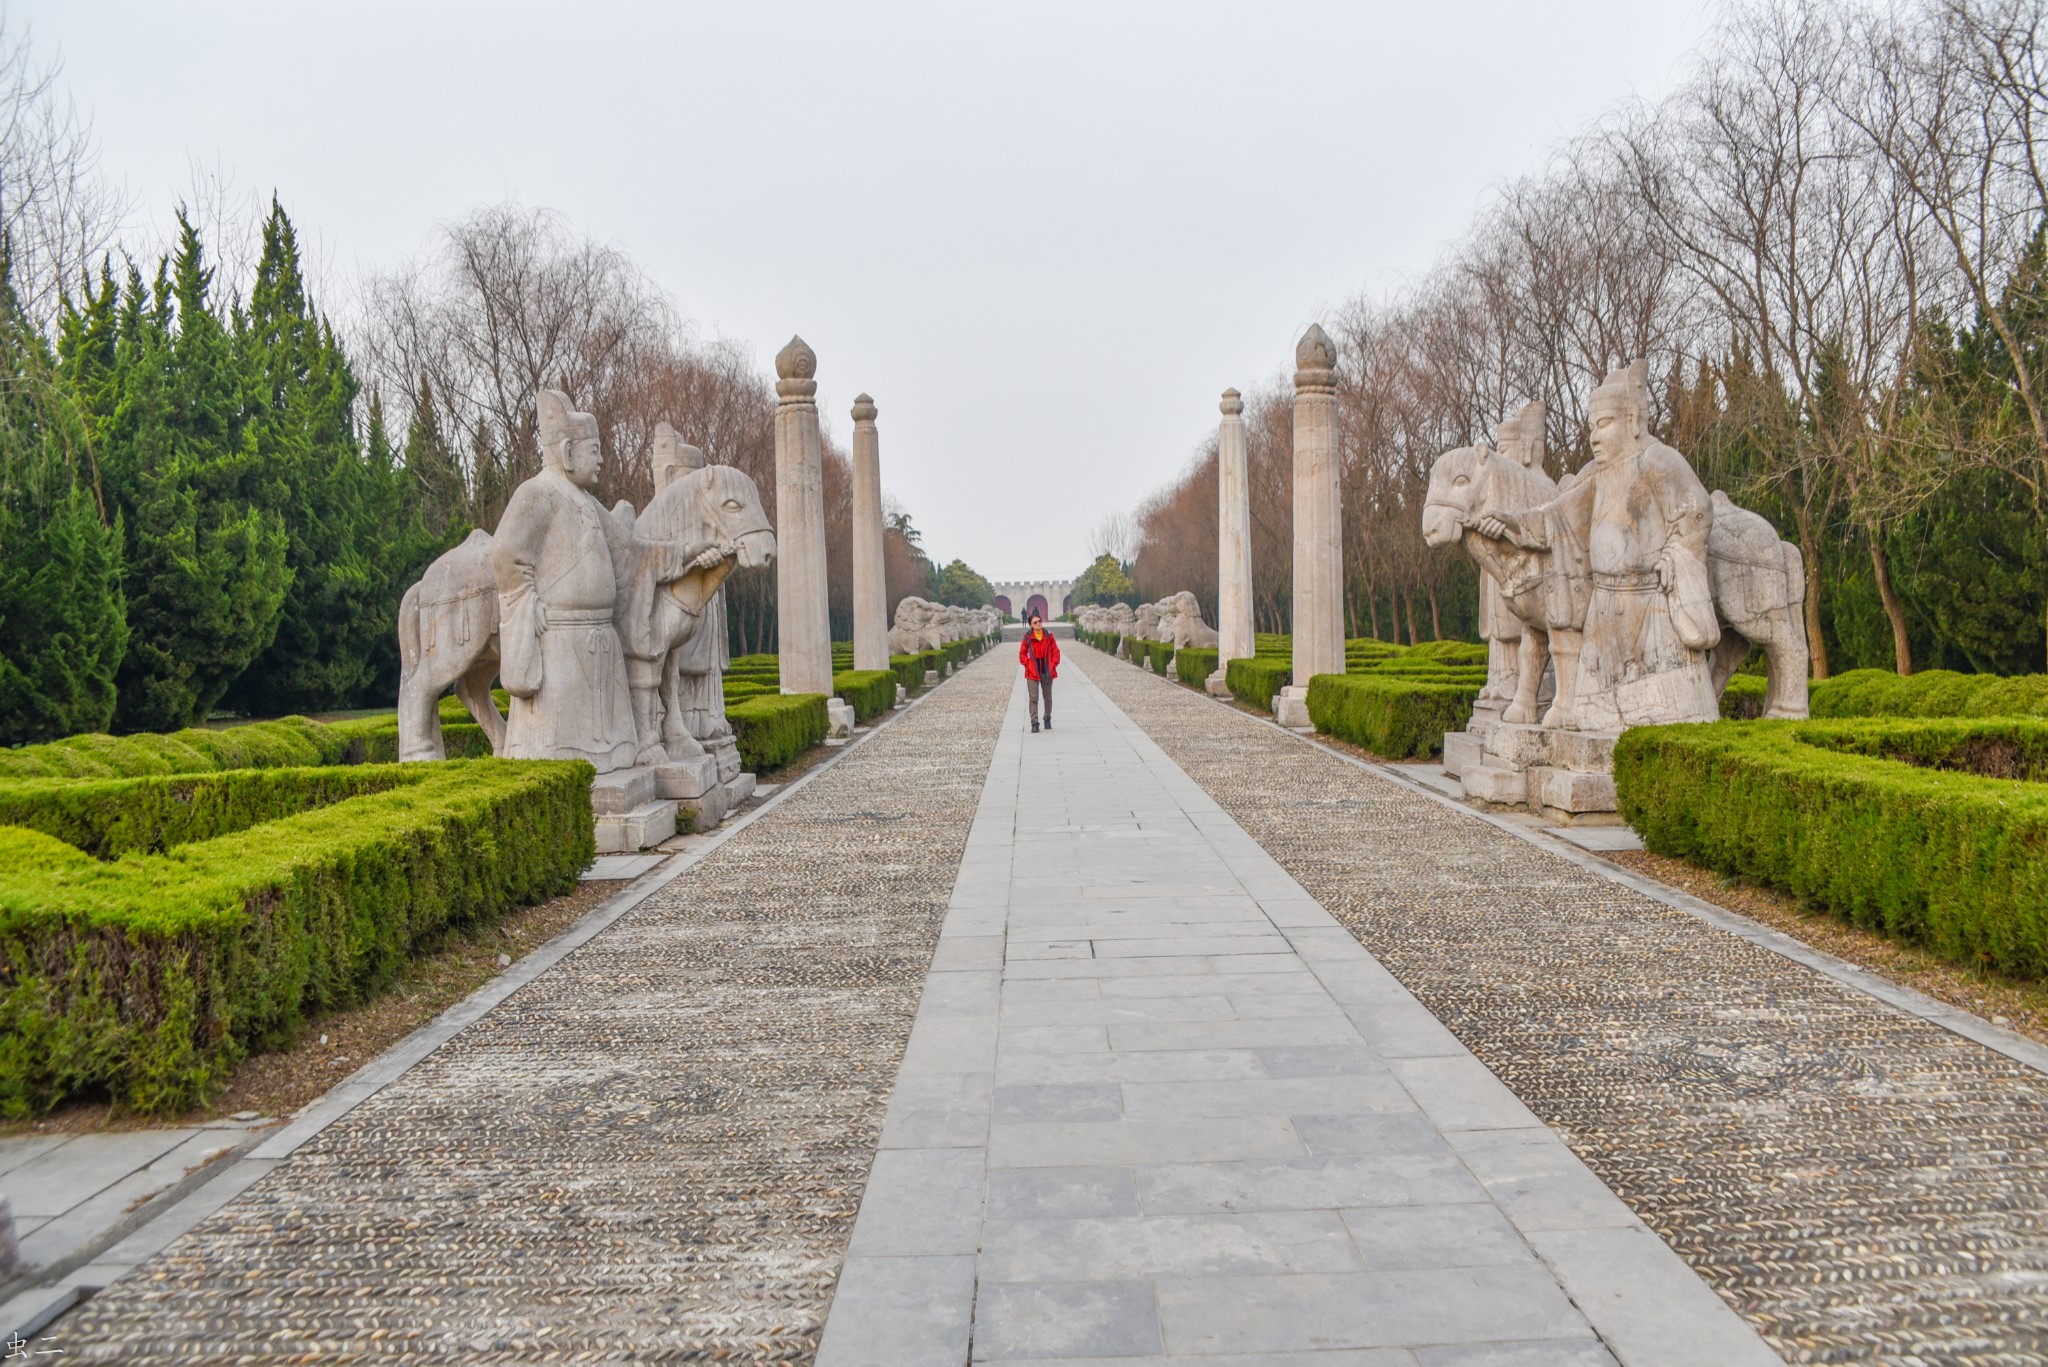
[1276,324,1342,729]
[1211,387,1254,697]
[773,336,849,734]
[850,393,889,674]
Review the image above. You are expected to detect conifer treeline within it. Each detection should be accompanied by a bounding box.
[0,201,449,743]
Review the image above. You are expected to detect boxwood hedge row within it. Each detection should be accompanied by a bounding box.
[0,758,592,1116]
[1304,674,1480,759]
[1614,717,2048,976]
[835,669,897,724]
[1176,647,1219,687]
[1810,667,2048,718]
[727,693,829,771]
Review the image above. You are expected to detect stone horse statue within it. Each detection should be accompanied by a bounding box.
[396,463,774,762]
[1422,443,1809,726]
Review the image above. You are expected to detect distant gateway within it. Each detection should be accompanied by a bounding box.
[989,579,1074,620]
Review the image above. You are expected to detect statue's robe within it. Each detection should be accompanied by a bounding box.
[1530,443,1717,729]
[491,470,639,771]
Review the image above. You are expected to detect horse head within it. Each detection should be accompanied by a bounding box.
[1422,445,1491,548]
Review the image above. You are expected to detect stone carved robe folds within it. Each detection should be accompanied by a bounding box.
[1524,443,1718,730]
[492,470,640,771]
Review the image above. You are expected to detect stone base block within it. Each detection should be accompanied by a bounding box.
[654,754,718,801]
[710,736,742,784]
[1531,765,1618,814]
[826,698,856,739]
[1551,728,1621,774]
[725,772,757,806]
[1443,731,1483,779]
[896,683,908,705]
[924,669,941,686]
[1460,764,1529,806]
[1273,686,1313,731]
[677,783,727,831]
[590,766,657,815]
[1205,668,1232,698]
[595,799,679,853]
[1485,722,1552,770]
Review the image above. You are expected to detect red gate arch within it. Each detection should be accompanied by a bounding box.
[1025,593,1050,621]
[994,594,1012,617]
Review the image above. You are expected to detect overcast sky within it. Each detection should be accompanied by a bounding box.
[22,0,1713,582]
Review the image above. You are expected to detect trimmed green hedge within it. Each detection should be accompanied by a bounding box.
[1176,647,1219,687]
[0,759,592,1116]
[1228,656,1295,711]
[1305,674,1480,759]
[1615,718,2048,976]
[1077,627,1120,653]
[0,716,356,781]
[1719,674,1769,719]
[890,654,927,692]
[1811,667,2048,719]
[727,693,829,772]
[835,669,897,724]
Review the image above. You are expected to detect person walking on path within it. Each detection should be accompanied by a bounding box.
[1019,612,1060,732]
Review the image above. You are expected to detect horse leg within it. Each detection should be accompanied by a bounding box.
[397,585,448,762]
[455,650,506,755]
[1542,628,1583,730]
[1762,609,1812,718]
[625,654,669,767]
[1503,630,1547,725]
[1710,629,1748,699]
[660,653,706,758]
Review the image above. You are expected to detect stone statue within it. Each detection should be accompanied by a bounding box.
[1133,602,1162,641]
[888,597,934,655]
[395,392,775,771]
[1161,592,1220,649]
[1474,404,1552,713]
[1421,360,1809,816]
[617,423,774,756]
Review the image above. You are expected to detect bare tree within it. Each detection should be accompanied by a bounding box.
[0,16,125,321]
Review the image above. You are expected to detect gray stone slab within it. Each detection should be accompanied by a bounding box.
[4,1129,194,1218]
[1258,1046,1396,1079]
[931,934,1007,971]
[1137,1151,1488,1216]
[1120,1075,1413,1119]
[1386,1055,1542,1132]
[980,1210,1363,1282]
[988,1117,1306,1168]
[1094,934,1292,959]
[1524,1225,1779,1366]
[1154,1265,1590,1354]
[879,1071,993,1150]
[1340,1203,1533,1271]
[1412,1342,1617,1366]
[846,1147,987,1256]
[0,1136,61,1179]
[985,1167,1141,1221]
[1098,970,1322,999]
[814,1254,976,1367]
[972,1279,1163,1359]
[1000,1024,1110,1055]
[900,1013,1000,1074]
[996,1049,1269,1087]
[1448,1128,1640,1233]
[1001,995,1239,1026]
[993,1084,1124,1124]
[1108,1018,1367,1052]
[979,1354,1418,1367]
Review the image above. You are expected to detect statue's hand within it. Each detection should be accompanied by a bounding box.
[1655,549,1676,595]
[692,543,731,572]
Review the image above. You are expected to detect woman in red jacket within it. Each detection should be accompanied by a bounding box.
[1019,612,1060,733]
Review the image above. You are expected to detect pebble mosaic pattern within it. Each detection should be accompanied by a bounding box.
[65,654,1013,1363]
[1087,651,2048,1367]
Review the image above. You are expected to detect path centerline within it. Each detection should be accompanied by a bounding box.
[818,652,1773,1365]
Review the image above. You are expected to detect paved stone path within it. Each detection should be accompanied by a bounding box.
[817,655,1773,1365]
[63,654,1014,1362]
[1086,648,2048,1366]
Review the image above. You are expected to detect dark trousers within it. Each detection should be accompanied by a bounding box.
[1028,675,1053,724]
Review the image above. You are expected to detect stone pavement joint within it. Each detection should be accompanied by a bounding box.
[1091,647,2048,1365]
[817,652,1773,1366]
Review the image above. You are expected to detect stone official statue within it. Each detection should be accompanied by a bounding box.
[396,392,774,768]
[1476,361,1719,729]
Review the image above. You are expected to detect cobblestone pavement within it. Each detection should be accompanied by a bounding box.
[63,653,1013,1363]
[1088,651,2048,1367]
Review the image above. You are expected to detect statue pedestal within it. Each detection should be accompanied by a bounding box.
[826,698,856,739]
[1450,721,1620,823]
[1205,667,1232,698]
[590,739,757,852]
[1274,686,1313,731]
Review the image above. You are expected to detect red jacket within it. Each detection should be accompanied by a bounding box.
[1019,630,1060,681]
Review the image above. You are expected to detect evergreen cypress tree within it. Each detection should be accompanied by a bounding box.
[0,245,127,744]
[224,198,401,713]
[81,213,291,731]
[403,370,468,534]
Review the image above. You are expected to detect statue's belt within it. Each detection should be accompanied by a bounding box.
[1593,570,1662,592]
[546,608,618,626]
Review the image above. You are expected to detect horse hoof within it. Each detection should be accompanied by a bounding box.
[1503,706,1532,725]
